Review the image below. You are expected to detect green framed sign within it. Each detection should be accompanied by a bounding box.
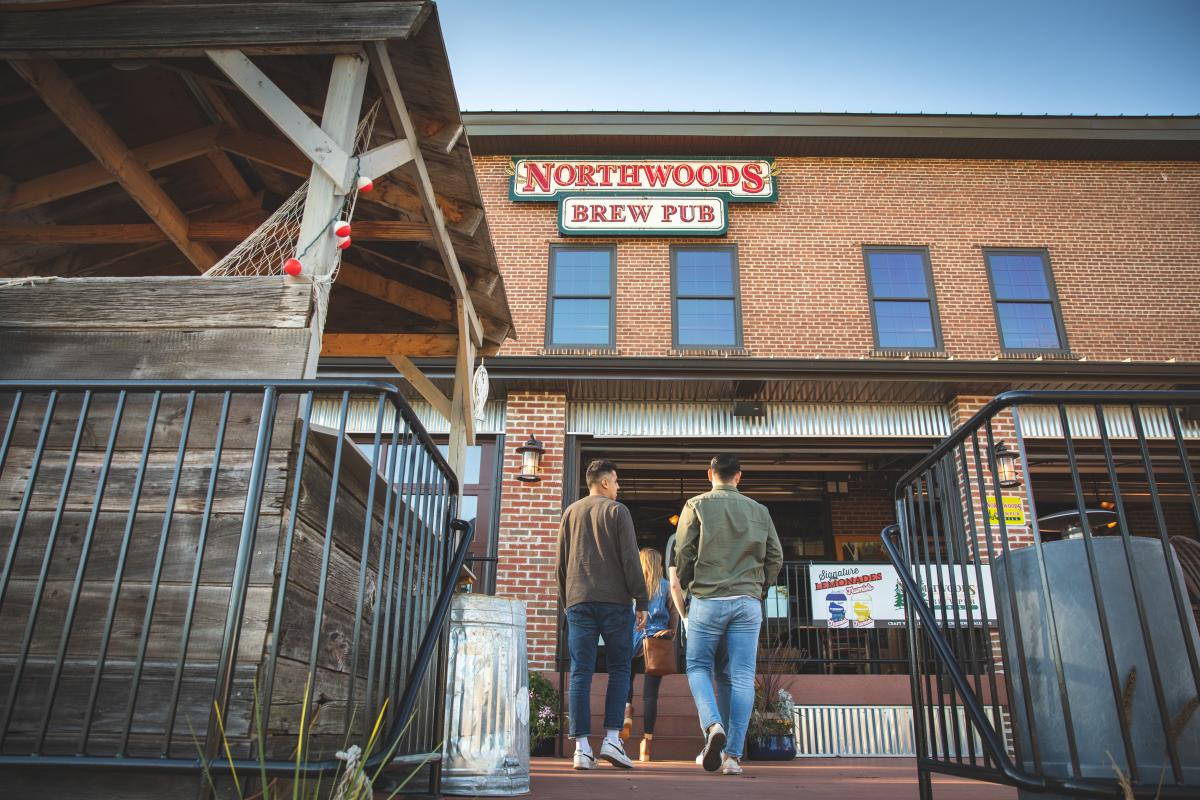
[557,194,728,237]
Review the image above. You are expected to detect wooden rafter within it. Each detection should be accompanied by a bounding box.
[2,126,220,213]
[356,139,415,183]
[336,262,453,323]
[386,354,451,420]
[207,49,356,192]
[367,41,482,347]
[321,332,461,357]
[10,59,217,271]
[0,221,431,245]
[216,127,479,232]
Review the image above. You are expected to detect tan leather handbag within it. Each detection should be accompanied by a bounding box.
[643,634,676,676]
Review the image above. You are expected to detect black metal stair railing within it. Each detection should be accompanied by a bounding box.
[885,390,1200,799]
[0,380,473,784]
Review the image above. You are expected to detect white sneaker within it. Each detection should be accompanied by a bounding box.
[695,752,704,765]
[721,755,743,775]
[573,750,597,770]
[700,723,726,772]
[599,738,634,769]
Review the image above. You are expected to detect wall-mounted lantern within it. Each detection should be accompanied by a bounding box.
[515,435,545,483]
[993,441,1021,489]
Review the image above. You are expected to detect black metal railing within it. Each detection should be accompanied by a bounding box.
[760,561,991,675]
[0,380,473,786]
[884,390,1200,799]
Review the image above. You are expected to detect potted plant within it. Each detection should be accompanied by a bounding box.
[745,649,797,760]
[528,672,560,757]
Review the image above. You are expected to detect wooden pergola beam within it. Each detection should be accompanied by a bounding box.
[337,262,453,323]
[216,127,479,231]
[10,59,218,272]
[207,49,355,192]
[2,125,220,213]
[321,332,497,358]
[0,221,432,244]
[367,41,482,347]
[386,354,451,420]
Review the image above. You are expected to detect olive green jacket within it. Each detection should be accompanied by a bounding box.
[674,485,784,600]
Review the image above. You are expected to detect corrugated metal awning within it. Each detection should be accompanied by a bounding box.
[568,401,950,439]
[311,397,507,436]
[1019,405,1200,440]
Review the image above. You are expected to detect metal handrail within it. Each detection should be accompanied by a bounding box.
[886,389,1200,799]
[0,379,471,780]
[894,389,1200,499]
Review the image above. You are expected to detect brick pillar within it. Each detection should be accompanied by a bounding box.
[948,395,1038,755]
[496,391,567,672]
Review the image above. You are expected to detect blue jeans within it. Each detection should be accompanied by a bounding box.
[565,602,634,738]
[685,597,762,758]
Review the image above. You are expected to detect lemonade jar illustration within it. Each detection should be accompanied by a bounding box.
[853,600,872,623]
[825,592,847,624]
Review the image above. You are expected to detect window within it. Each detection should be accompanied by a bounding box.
[863,248,942,350]
[355,439,501,593]
[546,246,615,348]
[985,250,1067,351]
[671,246,742,348]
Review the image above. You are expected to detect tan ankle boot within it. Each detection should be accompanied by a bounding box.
[621,703,634,740]
[640,735,652,762]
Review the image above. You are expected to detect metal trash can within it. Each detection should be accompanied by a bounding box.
[995,537,1200,798]
[442,594,530,795]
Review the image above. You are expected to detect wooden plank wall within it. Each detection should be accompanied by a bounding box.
[0,275,314,379]
[0,275,315,797]
[263,427,435,762]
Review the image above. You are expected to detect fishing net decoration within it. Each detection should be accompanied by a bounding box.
[204,100,382,331]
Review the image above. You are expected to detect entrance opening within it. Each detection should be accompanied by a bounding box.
[568,437,970,676]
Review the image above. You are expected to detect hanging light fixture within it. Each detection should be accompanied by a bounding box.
[515,435,545,483]
[993,441,1021,489]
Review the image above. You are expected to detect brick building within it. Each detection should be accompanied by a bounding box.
[325,112,1200,756]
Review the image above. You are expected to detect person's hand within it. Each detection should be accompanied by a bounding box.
[635,610,648,630]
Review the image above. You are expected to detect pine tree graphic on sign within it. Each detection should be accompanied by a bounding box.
[893,580,905,611]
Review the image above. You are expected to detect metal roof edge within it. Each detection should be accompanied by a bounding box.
[461,111,1200,142]
[321,356,1200,383]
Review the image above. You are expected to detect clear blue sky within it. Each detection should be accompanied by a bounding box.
[439,0,1200,115]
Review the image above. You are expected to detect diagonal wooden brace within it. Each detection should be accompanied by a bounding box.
[207,49,355,192]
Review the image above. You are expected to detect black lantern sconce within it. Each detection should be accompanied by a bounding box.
[515,435,545,483]
[993,440,1021,489]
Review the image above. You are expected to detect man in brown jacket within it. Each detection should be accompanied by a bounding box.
[557,459,648,770]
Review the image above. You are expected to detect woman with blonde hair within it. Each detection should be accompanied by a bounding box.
[622,546,677,761]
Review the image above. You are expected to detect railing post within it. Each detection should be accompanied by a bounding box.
[203,386,277,775]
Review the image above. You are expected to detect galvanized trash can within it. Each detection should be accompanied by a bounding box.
[442,594,530,795]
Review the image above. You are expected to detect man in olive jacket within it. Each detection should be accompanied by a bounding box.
[675,454,783,775]
[557,459,648,771]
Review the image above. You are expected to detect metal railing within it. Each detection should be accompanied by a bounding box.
[761,561,991,675]
[884,390,1200,799]
[0,380,473,786]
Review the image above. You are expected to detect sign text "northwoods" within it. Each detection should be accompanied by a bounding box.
[511,158,776,201]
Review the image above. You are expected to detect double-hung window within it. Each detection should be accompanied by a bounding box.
[864,247,942,350]
[672,246,742,349]
[985,249,1067,352]
[546,246,615,348]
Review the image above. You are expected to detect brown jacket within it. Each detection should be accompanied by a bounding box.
[557,494,649,611]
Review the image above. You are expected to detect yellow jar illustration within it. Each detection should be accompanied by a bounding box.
[853,601,872,622]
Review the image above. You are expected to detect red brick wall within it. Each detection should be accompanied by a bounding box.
[475,156,1200,361]
[495,391,567,671]
[829,492,894,538]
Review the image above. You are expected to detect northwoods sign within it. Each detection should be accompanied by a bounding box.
[509,158,777,236]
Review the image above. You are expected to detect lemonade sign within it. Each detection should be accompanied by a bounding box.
[808,563,997,628]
